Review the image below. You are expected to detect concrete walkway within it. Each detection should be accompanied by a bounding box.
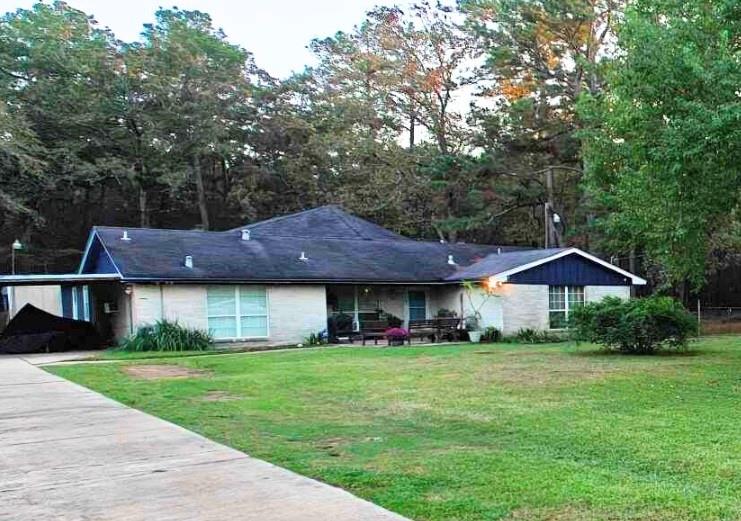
[0,357,408,521]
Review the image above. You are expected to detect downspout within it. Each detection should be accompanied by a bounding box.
[353,285,360,331]
[8,287,15,318]
[159,284,164,321]
[126,286,134,335]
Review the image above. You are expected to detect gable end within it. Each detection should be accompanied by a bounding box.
[79,233,119,275]
[508,253,632,286]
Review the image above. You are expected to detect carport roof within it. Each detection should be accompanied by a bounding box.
[0,273,121,286]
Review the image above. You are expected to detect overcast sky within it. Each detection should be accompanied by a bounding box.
[0,0,398,78]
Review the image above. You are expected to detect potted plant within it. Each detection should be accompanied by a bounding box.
[384,327,409,346]
[465,315,482,343]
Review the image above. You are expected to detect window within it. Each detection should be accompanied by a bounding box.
[207,286,268,340]
[70,285,91,322]
[549,286,584,329]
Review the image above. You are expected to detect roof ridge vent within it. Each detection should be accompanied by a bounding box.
[299,251,308,262]
[241,229,250,241]
[447,254,456,265]
[184,255,193,269]
[121,230,131,241]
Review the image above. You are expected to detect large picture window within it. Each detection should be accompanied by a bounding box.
[548,286,584,329]
[207,286,268,339]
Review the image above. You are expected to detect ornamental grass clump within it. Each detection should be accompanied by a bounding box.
[569,296,697,354]
[120,320,213,352]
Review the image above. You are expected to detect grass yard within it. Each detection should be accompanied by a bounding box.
[48,338,741,521]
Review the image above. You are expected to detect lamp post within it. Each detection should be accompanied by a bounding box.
[11,239,22,275]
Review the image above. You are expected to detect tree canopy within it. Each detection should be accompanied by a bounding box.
[0,0,738,296]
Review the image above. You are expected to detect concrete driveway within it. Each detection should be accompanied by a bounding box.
[0,357,408,521]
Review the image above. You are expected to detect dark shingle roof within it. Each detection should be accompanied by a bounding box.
[231,205,410,241]
[445,248,567,281]
[90,206,534,283]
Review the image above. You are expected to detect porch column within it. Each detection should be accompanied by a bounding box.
[353,285,360,331]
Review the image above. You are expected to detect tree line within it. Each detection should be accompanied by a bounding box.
[0,0,737,292]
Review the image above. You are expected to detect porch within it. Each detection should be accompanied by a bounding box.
[325,284,465,343]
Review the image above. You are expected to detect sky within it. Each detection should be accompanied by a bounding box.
[0,0,398,78]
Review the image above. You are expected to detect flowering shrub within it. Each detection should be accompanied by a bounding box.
[385,327,409,338]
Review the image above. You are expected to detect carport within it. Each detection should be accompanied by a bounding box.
[0,273,126,346]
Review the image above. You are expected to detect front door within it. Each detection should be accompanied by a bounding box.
[408,290,427,322]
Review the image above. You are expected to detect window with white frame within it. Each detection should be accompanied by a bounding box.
[548,285,584,329]
[70,285,91,322]
[207,286,268,340]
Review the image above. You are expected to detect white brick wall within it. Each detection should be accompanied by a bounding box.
[129,283,327,346]
[586,285,631,302]
[496,284,630,335]
[123,282,631,344]
[499,284,550,335]
[267,285,327,344]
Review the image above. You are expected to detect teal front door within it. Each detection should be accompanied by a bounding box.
[408,291,427,321]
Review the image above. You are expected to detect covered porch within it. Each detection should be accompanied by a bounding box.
[325,284,466,343]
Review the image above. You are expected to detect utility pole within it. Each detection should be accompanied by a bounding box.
[544,167,557,248]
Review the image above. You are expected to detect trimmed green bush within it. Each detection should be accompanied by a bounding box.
[569,296,697,354]
[119,320,213,352]
[504,328,564,344]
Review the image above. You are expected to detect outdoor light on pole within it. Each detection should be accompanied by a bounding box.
[11,239,22,275]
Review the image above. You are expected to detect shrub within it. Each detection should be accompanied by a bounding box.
[569,296,697,354]
[481,326,501,343]
[303,330,328,346]
[384,327,409,338]
[327,313,354,341]
[505,328,563,344]
[120,320,213,352]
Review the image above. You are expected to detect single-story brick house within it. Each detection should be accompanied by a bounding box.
[0,206,645,344]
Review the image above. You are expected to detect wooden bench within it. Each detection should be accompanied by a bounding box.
[359,320,390,345]
[408,318,461,344]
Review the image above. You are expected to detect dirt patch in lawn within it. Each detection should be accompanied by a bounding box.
[122,364,209,380]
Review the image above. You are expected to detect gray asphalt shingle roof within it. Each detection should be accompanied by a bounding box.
[91,206,541,283]
[444,248,567,281]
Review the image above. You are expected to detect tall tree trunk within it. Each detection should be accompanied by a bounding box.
[409,113,415,149]
[629,248,637,297]
[138,187,149,228]
[544,167,562,247]
[193,155,210,230]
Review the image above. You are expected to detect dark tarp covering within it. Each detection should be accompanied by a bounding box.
[0,304,102,354]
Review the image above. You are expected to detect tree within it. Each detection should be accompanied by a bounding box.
[581,0,740,288]
[124,8,264,229]
[462,0,623,247]
[0,1,124,257]
[307,2,493,241]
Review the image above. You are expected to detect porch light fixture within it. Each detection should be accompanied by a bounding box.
[485,275,504,292]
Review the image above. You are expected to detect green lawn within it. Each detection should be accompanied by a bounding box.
[47,338,741,521]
